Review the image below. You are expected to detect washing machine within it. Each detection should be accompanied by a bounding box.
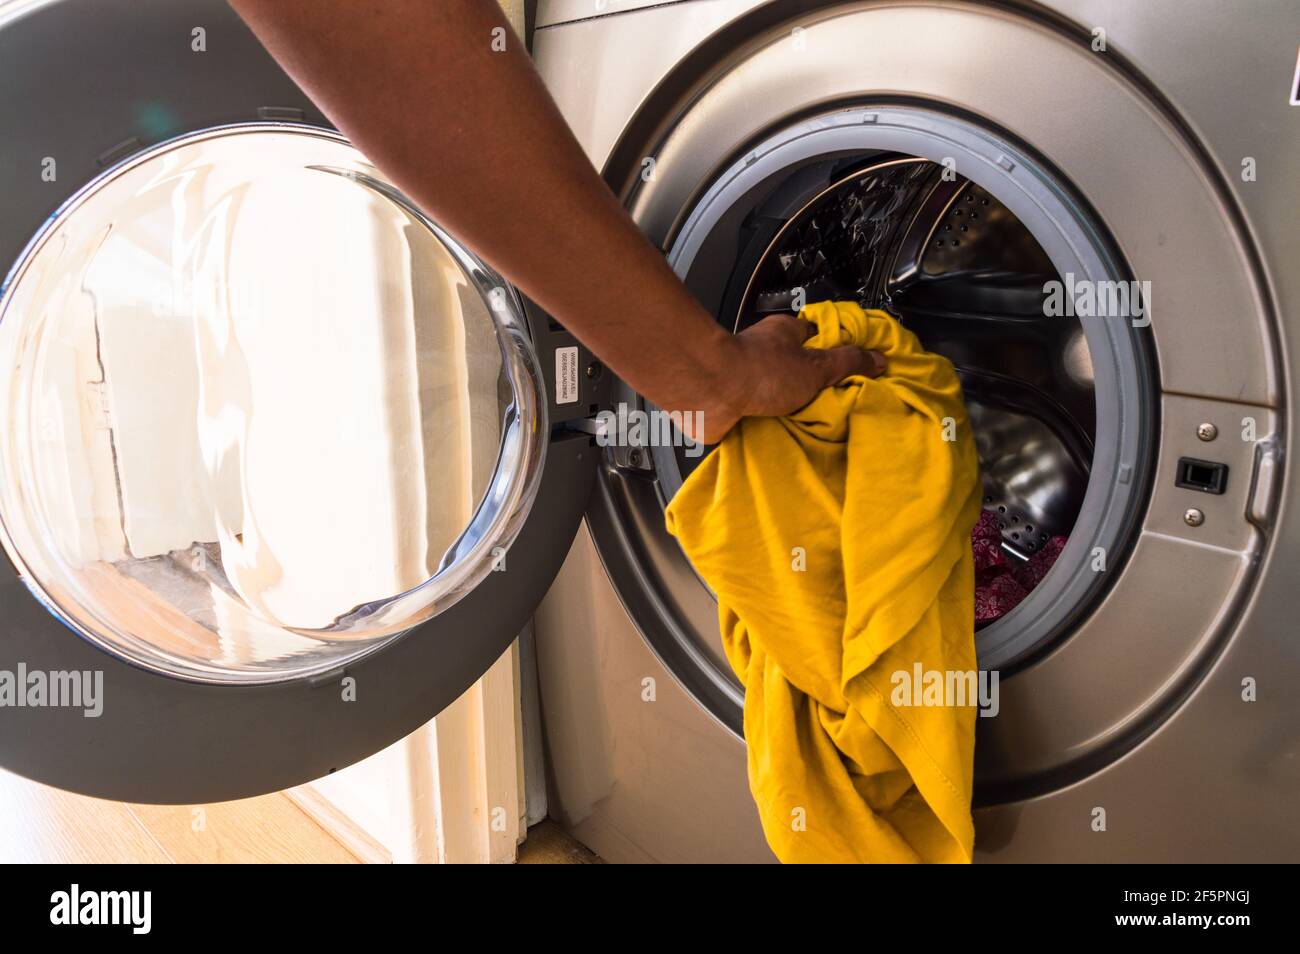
[0,0,1294,866]
[529,0,1299,863]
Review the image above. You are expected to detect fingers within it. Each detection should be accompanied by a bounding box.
[818,346,886,385]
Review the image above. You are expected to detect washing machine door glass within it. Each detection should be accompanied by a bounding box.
[0,125,547,684]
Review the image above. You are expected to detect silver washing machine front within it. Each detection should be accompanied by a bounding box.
[536,0,1295,862]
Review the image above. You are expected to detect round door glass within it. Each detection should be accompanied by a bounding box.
[0,125,547,684]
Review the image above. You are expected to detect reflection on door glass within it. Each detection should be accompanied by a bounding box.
[0,126,545,683]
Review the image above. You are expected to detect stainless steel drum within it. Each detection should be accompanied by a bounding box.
[736,158,1093,566]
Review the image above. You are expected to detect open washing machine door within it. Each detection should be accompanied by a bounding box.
[0,0,600,801]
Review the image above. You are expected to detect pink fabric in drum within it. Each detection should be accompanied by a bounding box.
[972,509,1067,623]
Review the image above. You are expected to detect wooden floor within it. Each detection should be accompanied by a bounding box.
[0,769,361,863]
[0,769,599,863]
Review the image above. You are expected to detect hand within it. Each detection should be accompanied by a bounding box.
[695,314,886,444]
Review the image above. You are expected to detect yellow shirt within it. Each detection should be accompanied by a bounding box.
[665,301,982,863]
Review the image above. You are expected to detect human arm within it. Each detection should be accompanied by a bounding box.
[227,0,883,442]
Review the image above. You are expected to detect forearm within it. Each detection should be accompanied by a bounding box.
[227,0,738,416]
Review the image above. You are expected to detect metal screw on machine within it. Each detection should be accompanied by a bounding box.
[1184,508,1205,527]
[1196,422,1218,441]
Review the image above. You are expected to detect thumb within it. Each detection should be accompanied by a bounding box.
[817,346,886,385]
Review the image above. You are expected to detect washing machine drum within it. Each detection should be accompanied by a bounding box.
[660,146,1139,672]
[737,157,1093,588]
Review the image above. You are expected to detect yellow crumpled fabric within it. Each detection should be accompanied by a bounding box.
[664,301,982,863]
